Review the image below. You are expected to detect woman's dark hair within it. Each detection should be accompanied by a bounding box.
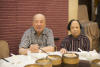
[67,19,82,30]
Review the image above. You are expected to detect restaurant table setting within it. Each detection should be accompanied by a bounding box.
[0,49,100,67]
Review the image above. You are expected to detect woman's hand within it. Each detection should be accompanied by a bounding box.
[60,48,67,54]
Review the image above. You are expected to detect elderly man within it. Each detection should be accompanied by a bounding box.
[19,14,55,55]
[60,19,90,54]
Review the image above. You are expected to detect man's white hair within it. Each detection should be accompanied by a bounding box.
[33,13,46,21]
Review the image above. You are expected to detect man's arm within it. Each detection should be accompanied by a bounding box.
[19,46,54,55]
[19,48,29,55]
[40,46,55,52]
[19,30,31,55]
[19,44,40,55]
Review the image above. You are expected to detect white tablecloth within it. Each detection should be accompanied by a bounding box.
[0,51,61,67]
[0,50,100,67]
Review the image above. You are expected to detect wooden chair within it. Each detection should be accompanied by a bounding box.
[0,40,9,58]
[78,5,100,51]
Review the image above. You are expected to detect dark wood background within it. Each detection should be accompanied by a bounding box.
[0,0,68,54]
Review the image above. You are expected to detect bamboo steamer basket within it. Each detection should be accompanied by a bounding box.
[36,58,52,67]
[91,59,100,67]
[25,64,41,67]
[62,53,79,64]
[62,53,79,67]
[47,55,62,66]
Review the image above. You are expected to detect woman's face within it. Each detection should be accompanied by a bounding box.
[70,21,81,38]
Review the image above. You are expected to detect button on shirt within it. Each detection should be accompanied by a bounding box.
[19,27,55,48]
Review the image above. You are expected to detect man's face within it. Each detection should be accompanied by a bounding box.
[33,15,46,34]
[70,21,81,38]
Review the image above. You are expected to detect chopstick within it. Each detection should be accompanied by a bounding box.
[1,58,9,62]
[39,48,49,54]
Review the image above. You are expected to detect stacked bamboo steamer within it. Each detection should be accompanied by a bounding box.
[25,55,62,67]
[47,55,62,67]
[25,58,52,67]
[62,53,79,67]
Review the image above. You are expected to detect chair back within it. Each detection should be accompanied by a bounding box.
[0,40,9,58]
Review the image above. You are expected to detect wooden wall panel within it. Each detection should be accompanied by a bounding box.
[0,0,68,54]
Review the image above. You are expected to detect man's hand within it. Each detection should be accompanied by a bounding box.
[60,48,67,54]
[40,46,54,52]
[29,44,39,53]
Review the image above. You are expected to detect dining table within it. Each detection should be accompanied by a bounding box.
[0,50,100,67]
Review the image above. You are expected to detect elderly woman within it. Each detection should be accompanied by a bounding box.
[60,19,90,54]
